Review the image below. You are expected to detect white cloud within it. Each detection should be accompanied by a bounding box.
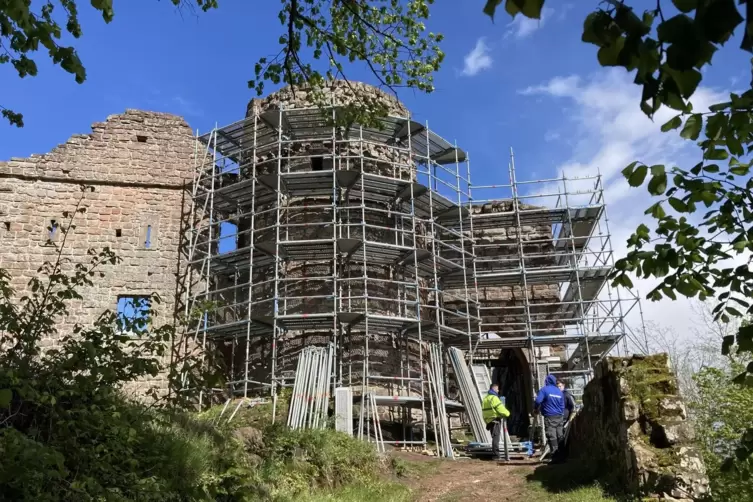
[506,7,555,39]
[519,70,725,205]
[517,69,738,349]
[460,38,492,77]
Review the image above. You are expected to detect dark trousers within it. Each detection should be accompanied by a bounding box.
[544,414,564,457]
[486,419,501,458]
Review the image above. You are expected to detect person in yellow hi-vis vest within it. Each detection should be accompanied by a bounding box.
[481,383,511,460]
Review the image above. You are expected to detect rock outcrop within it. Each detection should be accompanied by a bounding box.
[568,354,709,500]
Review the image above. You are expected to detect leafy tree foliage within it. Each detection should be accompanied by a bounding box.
[484,0,753,475]
[0,189,254,500]
[1,0,442,128]
[693,360,753,501]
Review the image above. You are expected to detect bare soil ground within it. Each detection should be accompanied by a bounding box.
[395,452,541,501]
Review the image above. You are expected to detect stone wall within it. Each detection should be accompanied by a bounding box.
[246,80,409,117]
[213,83,429,392]
[568,354,709,500]
[469,200,561,334]
[0,109,195,396]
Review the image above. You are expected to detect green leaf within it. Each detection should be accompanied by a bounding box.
[516,0,544,19]
[705,113,729,140]
[661,115,683,132]
[705,148,729,160]
[657,14,695,44]
[680,114,703,140]
[0,389,11,407]
[1,109,24,128]
[701,0,744,45]
[668,197,688,213]
[671,0,698,14]
[722,335,735,355]
[648,172,668,195]
[738,324,753,353]
[730,163,750,176]
[483,0,503,19]
[597,37,626,66]
[726,134,745,157]
[627,164,648,187]
[648,202,667,218]
[665,66,702,98]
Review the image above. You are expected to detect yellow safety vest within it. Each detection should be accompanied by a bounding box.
[482,392,510,424]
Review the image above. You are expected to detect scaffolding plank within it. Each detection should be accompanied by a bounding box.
[201,109,466,166]
[566,334,622,370]
[467,265,611,289]
[201,316,275,340]
[474,333,604,350]
[558,268,610,319]
[553,206,603,265]
[196,245,277,275]
[471,206,568,231]
[335,387,354,435]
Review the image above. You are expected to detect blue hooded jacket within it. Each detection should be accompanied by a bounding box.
[534,374,565,417]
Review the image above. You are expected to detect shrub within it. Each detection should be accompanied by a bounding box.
[0,200,250,501]
[0,199,395,501]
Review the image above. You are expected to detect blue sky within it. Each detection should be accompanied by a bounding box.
[1,0,748,344]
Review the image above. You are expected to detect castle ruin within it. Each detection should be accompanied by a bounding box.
[0,81,637,441]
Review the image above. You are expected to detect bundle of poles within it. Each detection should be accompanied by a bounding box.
[448,347,491,443]
[361,393,386,453]
[426,343,454,458]
[287,343,335,430]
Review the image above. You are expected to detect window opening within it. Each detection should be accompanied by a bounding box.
[117,295,151,334]
[219,222,238,254]
[145,225,152,248]
[49,220,58,240]
[136,135,148,143]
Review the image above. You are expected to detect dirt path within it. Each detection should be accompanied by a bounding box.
[396,452,540,501]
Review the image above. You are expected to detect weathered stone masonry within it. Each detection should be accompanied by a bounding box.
[0,86,564,407]
[0,110,195,395]
[569,354,709,501]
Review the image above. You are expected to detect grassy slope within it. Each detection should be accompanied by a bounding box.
[207,397,614,501]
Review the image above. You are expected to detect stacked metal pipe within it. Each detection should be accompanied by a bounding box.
[287,344,335,430]
[366,393,386,453]
[448,347,491,443]
[426,343,454,458]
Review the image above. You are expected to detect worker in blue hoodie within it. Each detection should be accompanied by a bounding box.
[533,374,565,462]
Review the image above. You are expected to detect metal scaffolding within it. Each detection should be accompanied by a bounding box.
[184,105,476,449]
[182,101,643,450]
[470,150,644,401]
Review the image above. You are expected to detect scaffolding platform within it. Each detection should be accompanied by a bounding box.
[451,265,611,289]
[202,108,467,165]
[182,100,642,454]
[354,394,465,413]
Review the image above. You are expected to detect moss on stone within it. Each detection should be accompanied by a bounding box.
[621,355,678,421]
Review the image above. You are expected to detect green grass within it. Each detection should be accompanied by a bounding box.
[524,481,616,502]
[520,465,617,502]
[389,456,442,479]
[299,481,412,502]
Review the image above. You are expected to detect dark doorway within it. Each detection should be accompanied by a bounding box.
[491,348,532,438]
